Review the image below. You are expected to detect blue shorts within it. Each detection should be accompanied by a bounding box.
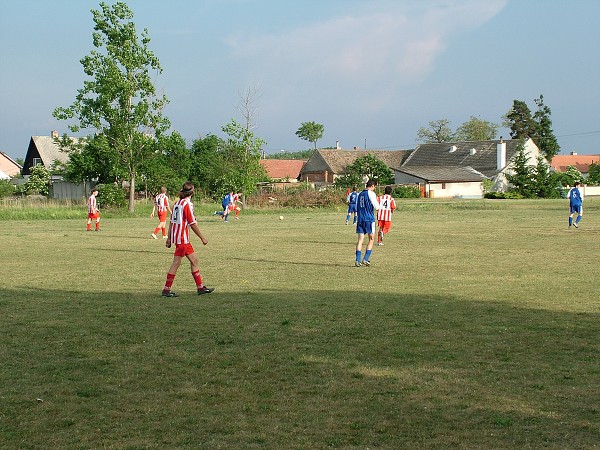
[570,204,582,214]
[347,204,357,213]
[356,221,375,235]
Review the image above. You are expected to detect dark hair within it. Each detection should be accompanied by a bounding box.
[179,181,195,198]
[574,181,581,187]
[384,185,392,195]
[366,179,376,188]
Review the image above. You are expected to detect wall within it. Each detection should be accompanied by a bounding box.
[428,182,483,199]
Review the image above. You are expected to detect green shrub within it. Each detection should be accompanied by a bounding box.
[484,191,524,199]
[392,185,421,198]
[96,183,127,208]
[0,180,16,198]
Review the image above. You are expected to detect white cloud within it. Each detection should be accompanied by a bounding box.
[225,0,508,114]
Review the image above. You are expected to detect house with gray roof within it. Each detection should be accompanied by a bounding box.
[397,138,542,198]
[22,130,71,176]
[299,148,412,184]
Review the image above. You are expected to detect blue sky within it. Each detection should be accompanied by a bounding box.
[1,0,599,160]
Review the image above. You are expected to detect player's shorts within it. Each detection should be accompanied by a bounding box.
[378,219,392,234]
[88,212,100,219]
[347,204,357,213]
[174,243,195,257]
[356,221,375,235]
[570,204,582,214]
[158,211,168,222]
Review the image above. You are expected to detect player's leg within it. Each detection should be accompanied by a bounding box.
[355,232,366,266]
[186,252,214,294]
[346,207,351,224]
[87,217,92,231]
[162,255,183,296]
[363,232,375,266]
[95,215,100,231]
[574,206,583,227]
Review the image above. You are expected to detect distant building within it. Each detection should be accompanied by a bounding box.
[21,130,70,176]
[0,152,22,179]
[550,153,600,178]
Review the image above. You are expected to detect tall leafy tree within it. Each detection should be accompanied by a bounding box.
[335,154,394,188]
[505,140,536,198]
[587,162,600,185]
[53,2,170,212]
[532,95,560,160]
[503,100,536,139]
[416,119,453,143]
[454,116,498,141]
[295,121,325,149]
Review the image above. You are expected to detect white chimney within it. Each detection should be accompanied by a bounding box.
[449,145,457,153]
[497,138,506,170]
[470,148,477,156]
[51,130,59,138]
[570,151,577,156]
[336,140,341,150]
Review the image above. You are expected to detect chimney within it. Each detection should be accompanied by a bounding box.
[336,140,341,150]
[497,137,506,170]
[570,151,577,156]
[470,148,477,156]
[51,130,59,138]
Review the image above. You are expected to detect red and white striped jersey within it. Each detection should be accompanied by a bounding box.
[377,194,396,221]
[154,193,170,212]
[169,198,197,245]
[87,194,98,214]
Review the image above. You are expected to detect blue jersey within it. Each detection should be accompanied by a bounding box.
[568,187,582,206]
[347,191,358,206]
[357,189,376,223]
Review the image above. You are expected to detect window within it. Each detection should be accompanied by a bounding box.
[32,157,42,167]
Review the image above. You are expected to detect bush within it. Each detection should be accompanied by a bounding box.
[484,191,524,199]
[391,185,421,198]
[0,180,16,198]
[248,190,345,208]
[96,183,127,208]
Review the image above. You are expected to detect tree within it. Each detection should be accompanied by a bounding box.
[503,100,536,139]
[416,119,453,143]
[24,164,50,196]
[53,2,170,212]
[335,154,394,188]
[140,131,190,196]
[295,121,324,149]
[587,162,600,185]
[266,149,315,160]
[454,116,498,141]
[505,140,535,198]
[532,95,560,160]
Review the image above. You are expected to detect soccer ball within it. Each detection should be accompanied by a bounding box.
[279,215,284,220]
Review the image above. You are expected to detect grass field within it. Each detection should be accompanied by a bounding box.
[1,199,599,448]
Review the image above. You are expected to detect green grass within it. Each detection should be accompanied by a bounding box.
[1,199,599,448]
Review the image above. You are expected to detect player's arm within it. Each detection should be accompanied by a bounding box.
[369,190,380,210]
[190,223,208,245]
[150,204,156,218]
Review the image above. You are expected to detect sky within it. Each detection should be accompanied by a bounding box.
[1,0,599,161]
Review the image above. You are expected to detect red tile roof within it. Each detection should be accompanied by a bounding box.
[550,155,600,173]
[260,159,306,180]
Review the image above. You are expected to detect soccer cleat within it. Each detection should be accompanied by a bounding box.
[355,261,362,267]
[163,235,167,239]
[197,286,215,295]
[573,223,578,228]
[377,242,383,246]
[162,290,178,297]
[151,233,157,239]
[362,260,371,267]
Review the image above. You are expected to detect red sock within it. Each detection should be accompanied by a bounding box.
[164,273,176,292]
[87,223,91,231]
[192,270,203,288]
[153,227,160,235]
[161,227,167,237]
[95,222,100,231]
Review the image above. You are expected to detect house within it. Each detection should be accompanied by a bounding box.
[550,153,600,178]
[398,138,543,198]
[21,130,70,176]
[259,159,306,182]
[0,152,22,179]
[300,149,412,184]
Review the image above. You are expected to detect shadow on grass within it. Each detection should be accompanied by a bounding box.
[1,287,598,449]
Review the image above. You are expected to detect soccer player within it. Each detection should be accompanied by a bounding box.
[229,192,242,220]
[355,179,380,267]
[86,189,100,231]
[213,191,234,222]
[150,186,172,239]
[162,181,214,297]
[346,186,358,225]
[568,181,584,228]
[377,185,396,246]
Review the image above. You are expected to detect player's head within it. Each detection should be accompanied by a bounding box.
[384,185,392,195]
[179,181,195,198]
[352,186,357,192]
[574,181,581,187]
[91,189,98,196]
[161,186,167,193]
[365,179,376,189]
